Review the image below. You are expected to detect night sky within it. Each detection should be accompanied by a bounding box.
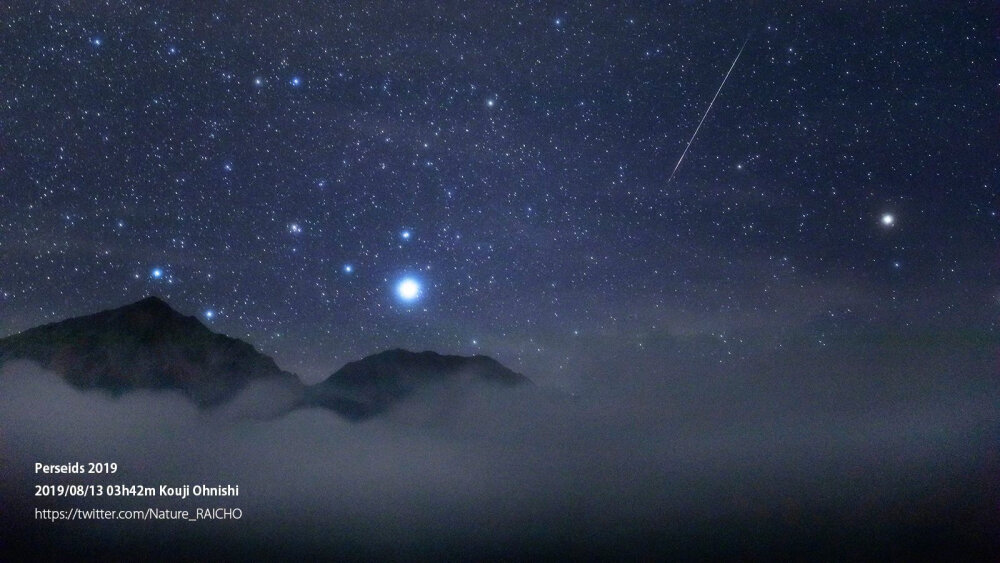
[1,2,996,381]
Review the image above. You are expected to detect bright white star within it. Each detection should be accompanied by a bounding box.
[343,264,353,274]
[401,230,411,240]
[151,268,163,279]
[396,278,420,302]
[881,213,895,227]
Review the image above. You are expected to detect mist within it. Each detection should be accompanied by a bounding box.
[2,332,997,559]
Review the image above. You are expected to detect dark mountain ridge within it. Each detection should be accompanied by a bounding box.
[0,296,298,406]
[304,348,530,420]
[0,297,530,416]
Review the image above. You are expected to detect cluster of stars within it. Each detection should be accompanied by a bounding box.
[0,3,994,377]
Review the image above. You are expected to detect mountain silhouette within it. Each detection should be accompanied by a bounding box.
[305,348,530,420]
[0,298,530,416]
[0,296,299,406]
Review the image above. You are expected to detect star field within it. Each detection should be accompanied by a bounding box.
[1,3,996,379]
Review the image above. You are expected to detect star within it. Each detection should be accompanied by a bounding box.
[396,277,421,302]
[1,0,990,419]
[204,310,215,319]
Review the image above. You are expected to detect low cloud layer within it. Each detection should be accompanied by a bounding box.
[2,334,998,558]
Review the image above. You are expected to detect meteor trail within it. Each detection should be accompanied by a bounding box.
[668,37,749,183]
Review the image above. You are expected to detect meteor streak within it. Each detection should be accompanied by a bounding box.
[668,37,749,183]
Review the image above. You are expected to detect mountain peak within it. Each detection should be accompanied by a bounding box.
[305,348,529,420]
[0,301,530,417]
[133,295,173,310]
[0,297,297,406]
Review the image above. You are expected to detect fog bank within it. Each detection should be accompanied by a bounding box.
[2,334,997,558]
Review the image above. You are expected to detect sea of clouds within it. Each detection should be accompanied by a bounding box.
[2,335,997,558]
